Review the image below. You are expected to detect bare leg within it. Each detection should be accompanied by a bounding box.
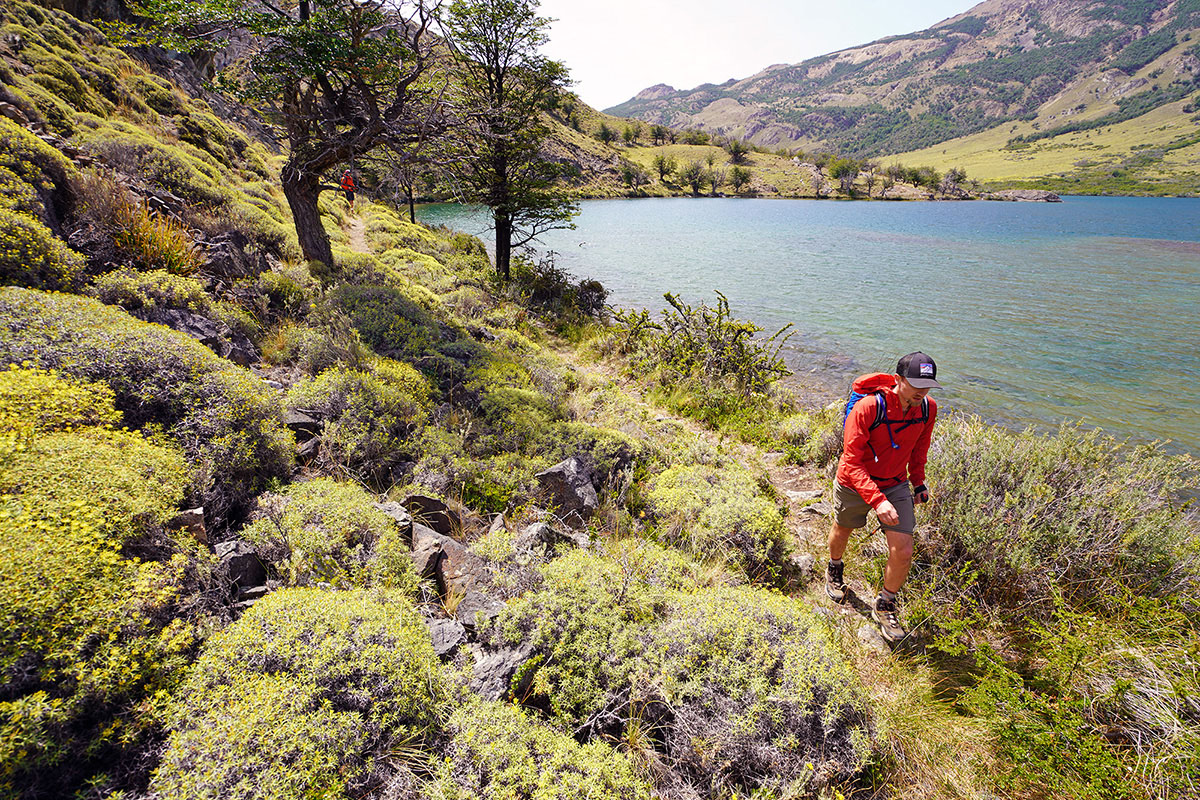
[829,521,853,561]
[881,528,914,594]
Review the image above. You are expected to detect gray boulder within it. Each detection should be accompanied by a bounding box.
[284,409,321,442]
[514,521,589,553]
[403,494,463,537]
[535,457,598,526]
[136,307,258,366]
[215,540,266,591]
[469,643,536,701]
[426,618,468,659]
[373,501,414,542]
[202,230,265,281]
[455,590,505,633]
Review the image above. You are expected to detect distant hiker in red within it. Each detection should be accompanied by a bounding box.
[340,169,356,210]
[825,352,941,643]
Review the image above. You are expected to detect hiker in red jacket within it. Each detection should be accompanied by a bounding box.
[825,352,941,643]
[340,169,356,210]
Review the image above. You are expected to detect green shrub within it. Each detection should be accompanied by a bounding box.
[647,463,788,579]
[261,318,371,374]
[72,115,231,208]
[653,587,872,795]
[152,588,445,800]
[0,207,84,290]
[923,415,1200,610]
[126,73,185,116]
[241,478,419,592]
[615,291,792,400]
[0,115,75,225]
[329,282,442,360]
[246,264,317,322]
[174,110,249,168]
[490,549,679,728]
[0,367,203,798]
[89,268,210,312]
[0,287,293,527]
[431,700,652,800]
[285,361,430,481]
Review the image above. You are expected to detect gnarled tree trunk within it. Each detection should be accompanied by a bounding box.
[281,164,333,267]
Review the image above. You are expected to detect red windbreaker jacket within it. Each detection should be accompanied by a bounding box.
[835,373,938,510]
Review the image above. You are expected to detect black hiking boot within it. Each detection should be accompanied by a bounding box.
[825,561,846,603]
[872,595,905,643]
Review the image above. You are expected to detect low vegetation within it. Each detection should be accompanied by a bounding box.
[0,3,1196,800]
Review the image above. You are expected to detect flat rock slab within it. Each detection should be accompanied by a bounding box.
[427,618,467,659]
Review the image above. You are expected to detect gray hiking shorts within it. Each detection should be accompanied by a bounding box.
[833,481,916,535]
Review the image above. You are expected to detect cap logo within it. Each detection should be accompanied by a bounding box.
[919,363,934,376]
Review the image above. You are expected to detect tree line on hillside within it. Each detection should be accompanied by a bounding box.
[583,118,972,199]
[126,0,577,281]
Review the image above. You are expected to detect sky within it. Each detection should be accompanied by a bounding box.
[536,0,980,111]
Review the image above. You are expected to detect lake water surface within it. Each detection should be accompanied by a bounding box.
[419,197,1200,456]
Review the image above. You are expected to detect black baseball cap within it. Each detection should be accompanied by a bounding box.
[896,352,942,389]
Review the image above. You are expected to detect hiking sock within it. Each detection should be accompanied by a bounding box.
[878,587,898,604]
[829,558,843,569]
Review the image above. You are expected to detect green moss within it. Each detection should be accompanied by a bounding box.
[241,478,419,592]
[152,588,444,800]
[0,287,293,527]
[647,463,788,579]
[432,700,652,800]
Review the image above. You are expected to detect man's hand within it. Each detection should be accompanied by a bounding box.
[913,483,930,504]
[876,500,900,527]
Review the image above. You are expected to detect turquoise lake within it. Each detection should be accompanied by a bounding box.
[418,197,1200,457]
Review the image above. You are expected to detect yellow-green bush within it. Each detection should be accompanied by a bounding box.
[72,115,231,208]
[89,268,210,312]
[151,588,445,800]
[0,207,84,290]
[491,546,709,723]
[652,587,872,794]
[0,115,76,226]
[0,363,119,433]
[285,361,430,481]
[647,463,788,579]
[0,367,205,798]
[240,478,418,592]
[0,287,293,527]
[431,700,652,800]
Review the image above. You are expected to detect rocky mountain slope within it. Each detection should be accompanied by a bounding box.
[608,0,1200,158]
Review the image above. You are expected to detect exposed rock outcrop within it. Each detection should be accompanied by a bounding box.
[983,189,1063,202]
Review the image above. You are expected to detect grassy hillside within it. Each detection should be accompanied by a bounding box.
[1,4,1198,800]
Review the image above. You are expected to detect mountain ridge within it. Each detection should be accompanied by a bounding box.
[606,0,1200,161]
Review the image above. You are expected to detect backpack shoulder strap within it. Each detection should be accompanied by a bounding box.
[868,391,888,430]
[919,396,929,423]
